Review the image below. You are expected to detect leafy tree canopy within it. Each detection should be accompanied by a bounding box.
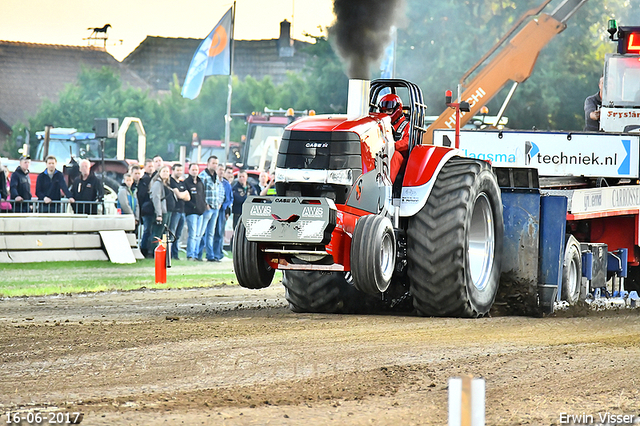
[397,0,640,130]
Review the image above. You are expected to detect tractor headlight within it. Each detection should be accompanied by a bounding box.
[327,169,352,186]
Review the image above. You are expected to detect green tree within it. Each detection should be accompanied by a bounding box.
[23,66,163,158]
[397,0,640,130]
[179,74,281,144]
[8,33,350,161]
[293,34,349,114]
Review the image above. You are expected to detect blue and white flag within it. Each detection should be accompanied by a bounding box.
[182,7,233,100]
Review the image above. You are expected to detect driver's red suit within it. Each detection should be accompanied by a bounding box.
[390,114,409,183]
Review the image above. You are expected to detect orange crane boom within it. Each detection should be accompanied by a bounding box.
[424,0,588,144]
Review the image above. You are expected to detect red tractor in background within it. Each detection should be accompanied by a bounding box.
[233,79,504,318]
[188,109,310,185]
[240,111,293,172]
[235,109,311,184]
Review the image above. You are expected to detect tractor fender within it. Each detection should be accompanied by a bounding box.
[399,145,459,217]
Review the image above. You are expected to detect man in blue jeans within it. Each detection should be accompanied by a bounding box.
[137,159,156,258]
[212,164,234,261]
[197,156,224,261]
[169,163,190,260]
[184,163,206,261]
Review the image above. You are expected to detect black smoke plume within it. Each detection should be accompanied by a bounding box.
[330,0,404,79]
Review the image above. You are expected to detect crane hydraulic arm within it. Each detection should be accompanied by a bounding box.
[423,0,588,145]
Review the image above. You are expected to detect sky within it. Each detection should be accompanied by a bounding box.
[0,0,336,61]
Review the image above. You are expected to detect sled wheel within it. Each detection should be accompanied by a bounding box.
[561,235,582,304]
[232,220,274,289]
[407,157,503,317]
[351,215,396,295]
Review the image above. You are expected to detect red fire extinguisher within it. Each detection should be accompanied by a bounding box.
[154,235,167,284]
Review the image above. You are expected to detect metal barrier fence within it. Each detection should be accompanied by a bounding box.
[0,199,142,263]
[0,214,140,263]
[0,199,119,215]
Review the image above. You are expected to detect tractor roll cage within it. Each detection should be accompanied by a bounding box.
[369,79,428,151]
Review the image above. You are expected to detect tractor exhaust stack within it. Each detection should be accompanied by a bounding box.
[347,79,371,120]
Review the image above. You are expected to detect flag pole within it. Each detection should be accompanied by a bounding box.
[224,1,236,166]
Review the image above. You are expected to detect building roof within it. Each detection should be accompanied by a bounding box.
[234,37,311,84]
[123,20,310,91]
[0,41,151,129]
[122,36,200,92]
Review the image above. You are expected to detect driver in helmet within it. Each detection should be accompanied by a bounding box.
[379,93,409,182]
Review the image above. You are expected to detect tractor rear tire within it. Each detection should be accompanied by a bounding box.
[283,270,374,314]
[351,215,396,295]
[232,221,274,289]
[561,235,582,304]
[407,157,503,317]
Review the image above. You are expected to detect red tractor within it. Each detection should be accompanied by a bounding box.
[233,79,504,317]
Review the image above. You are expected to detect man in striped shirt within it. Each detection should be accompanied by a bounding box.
[197,156,225,261]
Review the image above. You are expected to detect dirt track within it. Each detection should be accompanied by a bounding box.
[1,282,639,426]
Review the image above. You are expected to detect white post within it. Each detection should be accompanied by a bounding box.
[346,79,371,120]
[448,376,485,426]
[179,145,187,167]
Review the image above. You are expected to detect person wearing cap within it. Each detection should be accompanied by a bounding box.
[35,155,75,213]
[10,155,33,213]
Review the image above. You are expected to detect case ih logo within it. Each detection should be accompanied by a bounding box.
[302,206,323,217]
[305,142,329,148]
[250,205,272,216]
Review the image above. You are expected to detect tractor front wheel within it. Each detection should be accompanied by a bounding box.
[407,157,503,317]
[351,215,396,295]
[232,221,274,289]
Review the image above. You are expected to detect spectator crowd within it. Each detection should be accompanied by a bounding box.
[130,155,265,261]
[2,155,101,214]
[0,151,275,262]
[0,153,270,261]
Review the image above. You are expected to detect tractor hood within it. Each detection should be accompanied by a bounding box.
[286,112,392,137]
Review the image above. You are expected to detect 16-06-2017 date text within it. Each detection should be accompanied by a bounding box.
[5,411,82,425]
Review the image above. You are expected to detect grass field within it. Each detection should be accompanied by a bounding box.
[0,258,253,297]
